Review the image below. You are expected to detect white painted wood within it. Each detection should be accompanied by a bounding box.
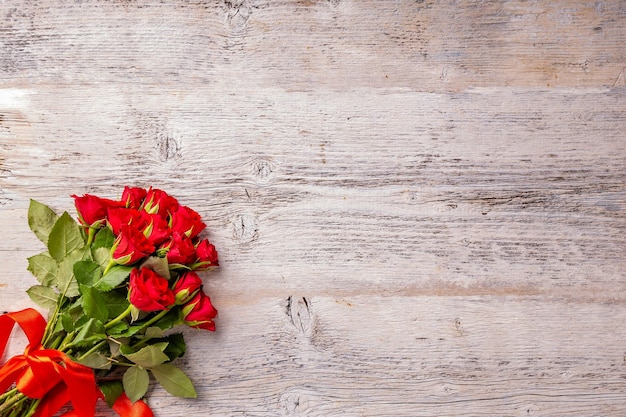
[1,1,625,415]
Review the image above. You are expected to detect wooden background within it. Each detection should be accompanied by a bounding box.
[1,1,625,415]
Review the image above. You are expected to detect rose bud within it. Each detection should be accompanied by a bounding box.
[170,205,206,239]
[172,271,203,305]
[112,225,155,265]
[72,194,122,228]
[191,239,219,270]
[142,188,179,219]
[129,267,175,312]
[161,231,196,265]
[143,213,170,246]
[121,186,147,209]
[182,291,217,331]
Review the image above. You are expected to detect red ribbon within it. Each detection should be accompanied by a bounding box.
[0,309,153,417]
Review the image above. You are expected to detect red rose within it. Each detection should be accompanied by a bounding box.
[111,392,154,417]
[112,225,155,265]
[143,213,171,246]
[170,205,206,239]
[143,188,179,218]
[121,186,147,210]
[107,208,170,247]
[162,231,196,265]
[182,291,217,331]
[172,271,203,305]
[107,208,147,236]
[72,194,122,227]
[129,267,175,312]
[192,239,219,270]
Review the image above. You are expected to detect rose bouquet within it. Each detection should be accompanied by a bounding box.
[0,187,220,417]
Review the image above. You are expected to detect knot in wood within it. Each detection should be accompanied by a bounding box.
[280,387,324,416]
[453,317,465,336]
[252,158,274,181]
[224,0,252,34]
[232,213,258,242]
[285,296,313,335]
[156,133,181,162]
[282,391,308,415]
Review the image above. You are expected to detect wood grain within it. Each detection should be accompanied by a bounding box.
[1,1,625,415]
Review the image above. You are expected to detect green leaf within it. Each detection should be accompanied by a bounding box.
[93,227,116,250]
[28,199,59,245]
[65,298,85,320]
[51,317,65,336]
[27,253,59,286]
[80,284,109,323]
[71,318,106,348]
[162,333,186,361]
[57,257,78,298]
[101,290,130,319]
[77,352,111,370]
[153,309,183,331]
[55,247,91,298]
[94,265,133,292]
[150,364,197,398]
[113,324,144,338]
[99,381,124,408]
[92,247,111,269]
[111,337,133,354]
[48,212,84,262]
[60,313,74,332]
[75,314,90,328]
[144,327,164,339]
[151,342,169,352]
[74,260,102,286]
[26,285,58,309]
[139,256,170,280]
[123,345,170,369]
[123,366,150,403]
[106,322,129,338]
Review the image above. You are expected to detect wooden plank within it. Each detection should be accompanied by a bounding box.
[146,296,626,416]
[1,87,624,299]
[5,294,626,414]
[1,0,625,415]
[0,1,625,90]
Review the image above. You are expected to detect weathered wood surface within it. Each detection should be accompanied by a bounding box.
[1,1,625,415]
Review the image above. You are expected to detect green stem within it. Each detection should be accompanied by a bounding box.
[105,304,133,329]
[58,331,76,351]
[0,393,25,414]
[7,404,21,417]
[86,227,97,246]
[77,340,108,361]
[42,303,63,347]
[47,332,64,350]
[107,359,134,367]
[131,335,154,351]
[0,388,17,403]
[22,399,40,417]
[6,400,26,417]
[102,258,117,277]
[140,309,170,330]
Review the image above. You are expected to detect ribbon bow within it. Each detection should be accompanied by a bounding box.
[0,309,153,417]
